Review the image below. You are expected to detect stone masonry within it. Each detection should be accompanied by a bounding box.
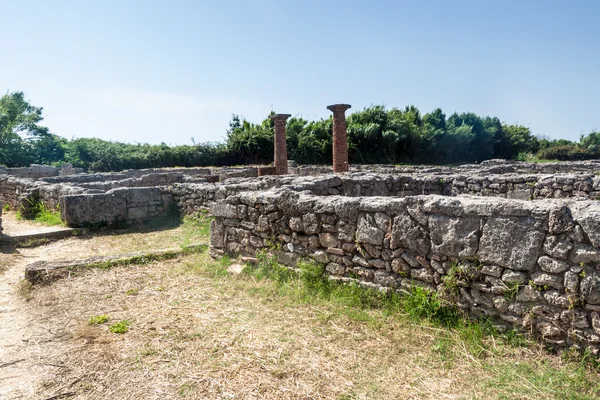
[211,188,600,354]
[270,114,291,175]
[327,104,351,173]
[3,160,600,354]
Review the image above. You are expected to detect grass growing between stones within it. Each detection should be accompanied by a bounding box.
[22,200,64,226]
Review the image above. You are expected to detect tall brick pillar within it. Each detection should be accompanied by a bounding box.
[269,113,291,175]
[327,104,351,173]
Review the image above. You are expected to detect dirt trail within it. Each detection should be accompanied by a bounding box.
[0,247,47,399]
[0,213,80,398]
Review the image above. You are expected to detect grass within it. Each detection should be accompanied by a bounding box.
[516,152,561,163]
[109,320,130,334]
[10,227,600,399]
[88,314,109,325]
[180,210,212,246]
[19,199,64,226]
[16,278,33,301]
[236,251,600,398]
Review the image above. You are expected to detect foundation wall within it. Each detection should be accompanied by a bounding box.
[210,188,600,353]
[60,187,173,227]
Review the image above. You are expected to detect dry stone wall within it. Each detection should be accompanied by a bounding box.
[171,171,600,218]
[0,164,84,178]
[210,188,600,353]
[0,175,86,217]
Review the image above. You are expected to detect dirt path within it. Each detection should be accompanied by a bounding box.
[1,212,73,236]
[0,247,48,399]
[0,220,206,399]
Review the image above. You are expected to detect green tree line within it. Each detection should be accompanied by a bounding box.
[1,91,598,172]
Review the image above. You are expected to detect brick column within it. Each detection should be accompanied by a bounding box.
[269,114,291,175]
[327,104,351,173]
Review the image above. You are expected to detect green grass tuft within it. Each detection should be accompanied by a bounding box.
[88,314,109,325]
[22,199,64,226]
[109,320,130,334]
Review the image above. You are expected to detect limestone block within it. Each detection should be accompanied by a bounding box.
[428,215,480,258]
[478,217,544,270]
[391,213,429,255]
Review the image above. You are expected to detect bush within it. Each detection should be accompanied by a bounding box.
[537,145,596,161]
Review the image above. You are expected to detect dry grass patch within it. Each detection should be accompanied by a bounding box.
[17,250,600,400]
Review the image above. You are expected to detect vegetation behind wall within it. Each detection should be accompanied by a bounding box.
[2,91,599,172]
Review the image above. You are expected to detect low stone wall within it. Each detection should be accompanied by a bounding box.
[0,175,86,217]
[170,172,600,218]
[210,188,600,353]
[0,164,84,178]
[60,187,173,227]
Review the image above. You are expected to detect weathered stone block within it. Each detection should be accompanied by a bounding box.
[391,213,429,255]
[538,256,569,273]
[581,273,600,305]
[429,215,480,258]
[478,217,544,270]
[356,212,389,246]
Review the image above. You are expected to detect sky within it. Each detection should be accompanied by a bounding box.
[1,0,599,145]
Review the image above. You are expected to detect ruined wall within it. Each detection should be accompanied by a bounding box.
[0,164,84,178]
[60,187,174,227]
[0,175,86,217]
[170,172,600,218]
[210,188,600,353]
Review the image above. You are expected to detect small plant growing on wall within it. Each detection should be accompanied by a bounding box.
[354,233,367,257]
[503,281,521,301]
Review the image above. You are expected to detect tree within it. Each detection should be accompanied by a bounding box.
[0,91,50,166]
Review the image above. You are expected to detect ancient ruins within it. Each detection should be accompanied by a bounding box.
[1,104,600,356]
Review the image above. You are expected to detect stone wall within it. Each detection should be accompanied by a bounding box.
[170,172,600,219]
[60,187,174,227]
[210,188,600,353]
[0,164,84,178]
[0,175,86,217]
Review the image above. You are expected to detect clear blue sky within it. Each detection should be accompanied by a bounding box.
[1,0,599,145]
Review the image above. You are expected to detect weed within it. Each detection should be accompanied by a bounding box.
[354,233,367,257]
[404,286,461,327]
[126,288,139,296]
[88,315,109,325]
[16,278,33,301]
[484,358,600,399]
[109,320,131,334]
[23,199,64,226]
[265,236,282,251]
[528,280,547,292]
[503,281,521,300]
[442,260,479,297]
[83,245,206,271]
[2,204,9,212]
